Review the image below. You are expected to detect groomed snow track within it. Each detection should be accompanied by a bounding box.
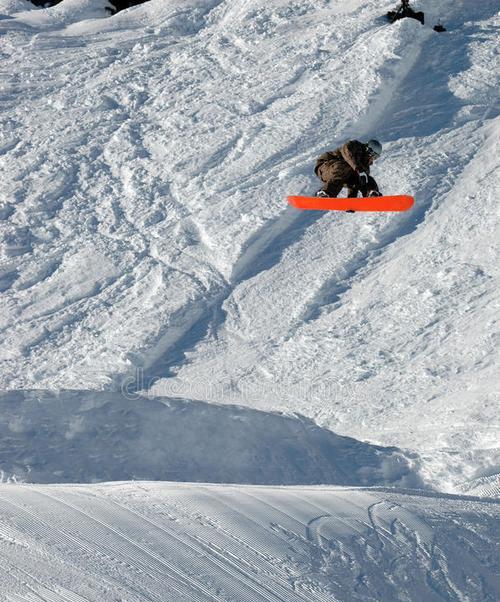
[0,482,499,602]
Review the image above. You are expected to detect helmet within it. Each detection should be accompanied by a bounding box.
[366,139,382,158]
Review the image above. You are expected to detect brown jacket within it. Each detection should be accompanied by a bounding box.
[315,140,371,176]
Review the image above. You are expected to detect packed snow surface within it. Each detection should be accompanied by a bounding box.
[0,481,499,601]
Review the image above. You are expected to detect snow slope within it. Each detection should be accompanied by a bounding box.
[0,481,499,601]
[0,1,499,599]
[0,0,498,487]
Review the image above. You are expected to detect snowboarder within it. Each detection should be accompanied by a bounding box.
[315,139,382,199]
[387,0,425,25]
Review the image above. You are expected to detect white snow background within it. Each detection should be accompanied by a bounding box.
[0,0,499,600]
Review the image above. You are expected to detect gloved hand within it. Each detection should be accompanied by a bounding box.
[358,172,368,187]
[368,190,382,197]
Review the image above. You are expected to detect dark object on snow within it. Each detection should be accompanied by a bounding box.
[109,0,150,12]
[387,0,424,26]
[434,23,447,32]
[28,0,150,12]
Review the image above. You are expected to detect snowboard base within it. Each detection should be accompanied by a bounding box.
[288,194,414,212]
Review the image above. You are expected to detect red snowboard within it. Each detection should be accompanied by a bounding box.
[288,194,414,212]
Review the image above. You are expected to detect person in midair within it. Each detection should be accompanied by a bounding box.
[314,139,382,198]
[387,0,425,25]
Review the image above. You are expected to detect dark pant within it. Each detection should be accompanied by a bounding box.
[318,161,378,198]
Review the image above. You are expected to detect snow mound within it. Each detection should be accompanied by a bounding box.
[0,482,498,601]
[0,389,423,487]
[7,0,113,29]
[0,0,33,16]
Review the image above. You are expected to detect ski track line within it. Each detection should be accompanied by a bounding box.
[370,500,435,548]
[134,205,322,387]
[297,489,437,567]
[107,3,402,389]
[132,21,438,386]
[184,487,324,601]
[0,490,216,602]
[87,490,314,602]
[0,558,66,602]
[91,486,328,602]
[296,491,378,541]
[18,487,313,602]
[238,489,321,540]
[29,487,228,602]
[2,570,87,602]
[180,486,309,558]
[0,498,148,602]
[144,487,297,570]
[0,497,180,602]
[192,488,337,602]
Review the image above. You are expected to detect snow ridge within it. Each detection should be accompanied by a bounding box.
[0,389,423,487]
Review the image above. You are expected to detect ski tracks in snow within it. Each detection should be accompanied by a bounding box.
[140,2,438,389]
[0,482,498,601]
[1,0,436,391]
[0,0,447,389]
[159,1,500,486]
